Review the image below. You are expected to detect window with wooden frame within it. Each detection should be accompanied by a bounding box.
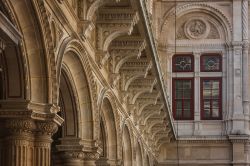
[172,78,194,120]
[200,54,222,72]
[200,78,222,120]
[172,54,194,72]
[172,54,194,120]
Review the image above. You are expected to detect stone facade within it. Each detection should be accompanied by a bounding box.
[155,0,250,165]
[0,0,250,165]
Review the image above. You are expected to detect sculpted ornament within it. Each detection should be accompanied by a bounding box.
[184,18,210,39]
[36,121,58,135]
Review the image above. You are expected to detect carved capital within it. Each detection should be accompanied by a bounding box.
[5,119,36,134]
[36,121,58,135]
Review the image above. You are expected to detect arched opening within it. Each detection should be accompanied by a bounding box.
[0,2,25,100]
[51,68,79,165]
[146,154,150,166]
[122,125,132,166]
[97,98,118,164]
[136,141,143,166]
[61,51,93,140]
[99,117,107,158]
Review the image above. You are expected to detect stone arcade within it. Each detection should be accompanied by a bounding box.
[0,0,250,165]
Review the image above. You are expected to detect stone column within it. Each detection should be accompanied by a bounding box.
[55,138,84,166]
[0,119,36,166]
[34,121,58,166]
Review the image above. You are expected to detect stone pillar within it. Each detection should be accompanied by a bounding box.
[0,119,35,166]
[0,119,59,166]
[231,0,245,135]
[242,0,250,135]
[229,135,249,166]
[55,138,85,166]
[34,121,58,166]
[193,52,201,136]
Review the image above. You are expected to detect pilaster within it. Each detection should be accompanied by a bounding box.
[229,135,249,166]
[193,52,201,136]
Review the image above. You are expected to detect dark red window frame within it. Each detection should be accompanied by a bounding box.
[172,54,194,72]
[172,78,194,120]
[200,54,222,72]
[200,77,222,120]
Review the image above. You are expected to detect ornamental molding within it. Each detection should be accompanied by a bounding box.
[96,9,139,58]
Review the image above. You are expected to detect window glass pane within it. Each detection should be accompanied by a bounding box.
[203,80,211,89]
[212,109,219,118]
[201,55,221,71]
[212,90,219,98]
[176,100,182,109]
[176,90,182,99]
[203,89,211,99]
[173,79,193,120]
[212,81,220,89]
[183,81,192,89]
[184,101,191,110]
[174,55,193,72]
[212,100,219,109]
[183,89,191,99]
[201,78,221,120]
[176,109,182,118]
[175,81,182,89]
[183,109,191,118]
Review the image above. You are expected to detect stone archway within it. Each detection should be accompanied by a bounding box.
[51,68,80,165]
[122,125,132,166]
[136,141,143,166]
[61,50,93,140]
[97,98,118,165]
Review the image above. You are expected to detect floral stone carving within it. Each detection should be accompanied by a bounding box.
[184,18,210,39]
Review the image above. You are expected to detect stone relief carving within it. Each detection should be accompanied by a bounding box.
[184,18,209,39]
[177,18,220,40]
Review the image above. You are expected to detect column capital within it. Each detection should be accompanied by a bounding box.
[36,121,58,136]
[4,118,36,135]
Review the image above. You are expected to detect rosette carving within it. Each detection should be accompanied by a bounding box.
[184,18,210,39]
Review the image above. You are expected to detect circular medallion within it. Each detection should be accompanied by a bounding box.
[184,18,210,39]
